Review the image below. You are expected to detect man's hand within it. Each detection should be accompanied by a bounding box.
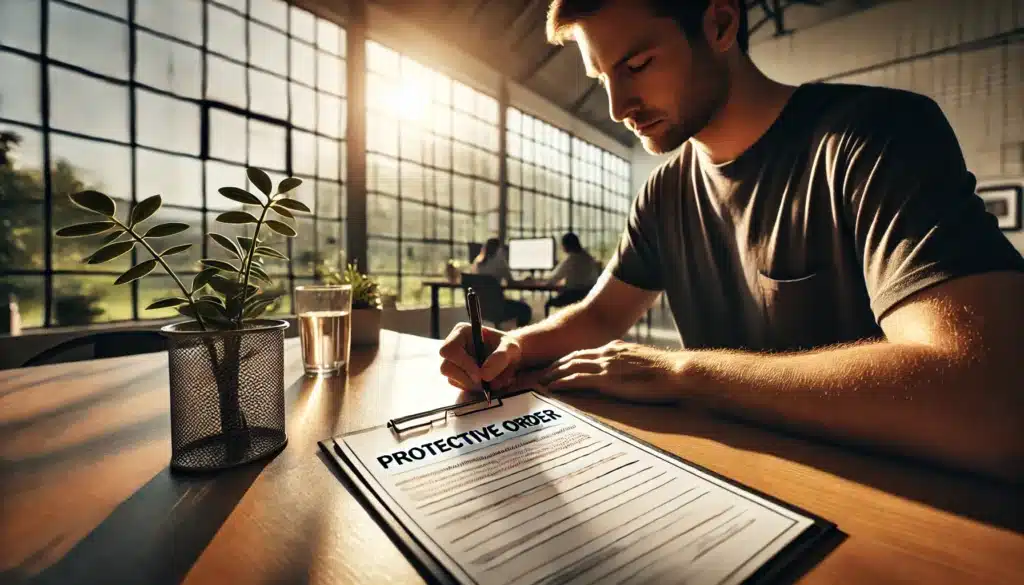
[539,340,685,404]
[439,323,523,392]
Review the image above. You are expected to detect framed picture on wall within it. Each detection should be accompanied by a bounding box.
[977,184,1022,231]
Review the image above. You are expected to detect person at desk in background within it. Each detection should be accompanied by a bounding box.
[543,233,602,315]
[471,237,532,327]
[440,0,1024,483]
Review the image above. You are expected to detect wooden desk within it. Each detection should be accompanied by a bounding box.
[1,331,1021,584]
[422,279,563,339]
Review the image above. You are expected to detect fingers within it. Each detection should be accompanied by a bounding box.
[480,335,522,382]
[439,324,482,385]
[546,347,603,372]
[540,358,604,385]
[547,372,600,391]
[440,360,475,391]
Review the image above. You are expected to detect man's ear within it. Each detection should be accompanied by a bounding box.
[704,0,740,53]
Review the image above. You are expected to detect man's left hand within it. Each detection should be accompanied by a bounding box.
[539,340,686,404]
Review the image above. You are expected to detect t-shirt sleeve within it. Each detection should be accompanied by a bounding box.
[839,92,1024,319]
[607,165,666,291]
[549,258,568,282]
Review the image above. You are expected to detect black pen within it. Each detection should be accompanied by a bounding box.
[465,288,492,403]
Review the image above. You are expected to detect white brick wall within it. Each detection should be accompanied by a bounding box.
[751,0,1023,181]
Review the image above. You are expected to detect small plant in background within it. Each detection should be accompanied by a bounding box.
[316,260,382,310]
[56,167,310,330]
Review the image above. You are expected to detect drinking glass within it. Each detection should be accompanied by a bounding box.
[294,285,352,376]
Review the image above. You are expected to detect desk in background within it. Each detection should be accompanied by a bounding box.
[1,331,1021,584]
[422,279,564,339]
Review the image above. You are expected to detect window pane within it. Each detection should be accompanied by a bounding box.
[250,0,287,28]
[316,180,342,219]
[49,2,128,79]
[0,0,40,53]
[368,194,397,237]
[399,276,427,308]
[136,32,201,98]
[317,52,343,95]
[135,0,202,44]
[206,55,247,107]
[137,90,200,155]
[52,275,132,325]
[138,275,187,320]
[290,6,315,42]
[317,93,342,139]
[250,22,287,74]
[290,39,315,86]
[205,160,246,212]
[209,109,247,162]
[317,137,339,180]
[213,0,246,11]
[65,0,126,18]
[368,237,397,273]
[249,68,287,118]
[207,4,246,61]
[50,68,129,141]
[0,276,44,328]
[293,217,315,275]
[249,119,286,172]
[290,83,316,130]
[318,220,344,267]
[0,52,40,124]
[292,130,316,176]
[50,135,131,272]
[317,19,342,56]
[136,149,202,208]
[0,200,43,270]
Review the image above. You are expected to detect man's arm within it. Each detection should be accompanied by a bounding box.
[514,270,658,367]
[547,271,1024,481]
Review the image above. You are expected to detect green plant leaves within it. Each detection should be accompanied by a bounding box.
[216,211,259,224]
[144,223,189,238]
[86,240,134,264]
[273,198,311,213]
[114,259,158,285]
[254,246,288,260]
[247,167,272,196]
[200,259,240,273]
[209,233,242,258]
[192,268,218,292]
[248,264,272,284]
[70,190,116,217]
[55,221,116,238]
[100,231,127,245]
[177,305,198,319]
[237,236,258,252]
[146,297,188,310]
[265,220,296,237]
[160,243,192,257]
[130,195,162,227]
[243,299,274,319]
[218,187,262,206]
[277,177,302,194]
[270,205,294,219]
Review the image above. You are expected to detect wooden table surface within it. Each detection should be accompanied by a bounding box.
[1,331,1021,585]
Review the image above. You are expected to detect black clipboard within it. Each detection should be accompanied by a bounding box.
[319,391,837,585]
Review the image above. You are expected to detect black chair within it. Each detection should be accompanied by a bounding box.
[21,330,168,368]
[460,273,515,330]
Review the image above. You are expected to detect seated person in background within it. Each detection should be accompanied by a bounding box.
[545,233,602,315]
[471,238,532,327]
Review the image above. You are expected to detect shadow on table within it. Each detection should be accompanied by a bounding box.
[557,391,1023,535]
[2,462,267,585]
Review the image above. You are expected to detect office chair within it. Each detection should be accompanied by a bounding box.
[21,330,168,368]
[459,273,514,330]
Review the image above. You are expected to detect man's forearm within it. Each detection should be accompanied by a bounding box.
[511,302,620,368]
[681,341,1022,481]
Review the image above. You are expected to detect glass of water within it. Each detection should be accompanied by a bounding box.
[294,285,352,376]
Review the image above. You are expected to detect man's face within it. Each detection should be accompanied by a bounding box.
[573,0,729,154]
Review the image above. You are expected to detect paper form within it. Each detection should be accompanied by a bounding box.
[335,392,816,585]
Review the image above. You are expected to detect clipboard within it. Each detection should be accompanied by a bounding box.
[319,391,837,585]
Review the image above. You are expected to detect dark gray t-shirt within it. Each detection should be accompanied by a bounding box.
[610,83,1024,351]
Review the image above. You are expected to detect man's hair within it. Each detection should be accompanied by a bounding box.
[561,232,584,254]
[546,0,749,54]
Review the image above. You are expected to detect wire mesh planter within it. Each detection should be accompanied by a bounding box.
[162,319,289,472]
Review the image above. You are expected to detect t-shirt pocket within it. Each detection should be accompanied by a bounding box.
[757,271,837,351]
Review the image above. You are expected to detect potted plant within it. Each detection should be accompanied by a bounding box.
[317,261,383,346]
[56,167,310,473]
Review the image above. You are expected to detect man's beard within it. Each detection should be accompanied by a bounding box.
[639,57,729,155]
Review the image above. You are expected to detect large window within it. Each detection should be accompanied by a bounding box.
[0,0,347,327]
[366,40,500,308]
[572,138,631,262]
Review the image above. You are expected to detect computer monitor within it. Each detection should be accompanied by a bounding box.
[508,238,556,271]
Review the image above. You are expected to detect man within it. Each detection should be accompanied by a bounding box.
[440,0,1024,481]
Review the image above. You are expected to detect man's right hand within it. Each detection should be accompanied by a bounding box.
[439,323,523,393]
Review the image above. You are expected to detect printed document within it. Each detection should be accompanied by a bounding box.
[334,392,816,585]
